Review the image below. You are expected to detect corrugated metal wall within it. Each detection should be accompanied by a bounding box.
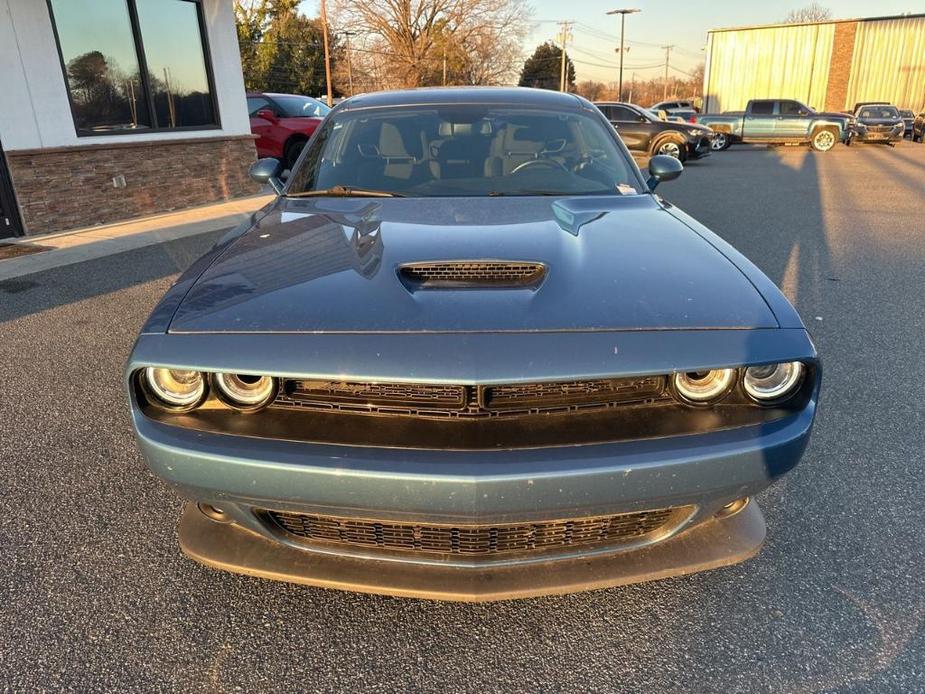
[845,17,925,111]
[703,24,835,112]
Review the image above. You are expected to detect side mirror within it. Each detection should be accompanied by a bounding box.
[249,157,285,194]
[646,154,683,191]
[256,108,278,122]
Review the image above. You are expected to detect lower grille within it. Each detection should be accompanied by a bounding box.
[264,507,682,556]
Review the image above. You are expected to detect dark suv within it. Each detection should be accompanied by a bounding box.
[595,102,714,161]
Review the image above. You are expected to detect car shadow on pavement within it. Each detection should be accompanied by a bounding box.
[0,229,228,325]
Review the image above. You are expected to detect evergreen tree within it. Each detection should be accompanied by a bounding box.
[518,42,575,92]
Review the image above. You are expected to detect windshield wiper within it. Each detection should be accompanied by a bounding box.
[287,185,405,198]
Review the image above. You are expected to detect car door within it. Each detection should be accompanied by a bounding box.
[609,105,651,151]
[743,100,776,140]
[775,100,812,139]
[247,96,278,157]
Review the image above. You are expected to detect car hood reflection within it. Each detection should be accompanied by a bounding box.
[168,196,779,334]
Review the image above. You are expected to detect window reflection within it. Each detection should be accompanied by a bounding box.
[49,0,217,134]
[136,0,216,128]
[50,0,150,131]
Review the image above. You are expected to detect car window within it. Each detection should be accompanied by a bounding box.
[610,106,639,121]
[596,105,614,119]
[272,95,331,118]
[779,101,805,116]
[749,101,774,115]
[247,97,271,117]
[860,107,899,119]
[288,105,645,197]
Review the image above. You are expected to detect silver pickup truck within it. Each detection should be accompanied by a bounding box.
[695,99,853,152]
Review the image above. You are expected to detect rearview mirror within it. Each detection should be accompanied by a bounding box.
[646,155,683,190]
[249,157,285,194]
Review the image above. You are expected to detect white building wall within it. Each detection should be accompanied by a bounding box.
[0,0,251,151]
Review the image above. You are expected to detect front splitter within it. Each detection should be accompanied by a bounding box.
[178,502,766,601]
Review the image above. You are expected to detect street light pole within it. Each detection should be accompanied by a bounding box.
[606,8,639,101]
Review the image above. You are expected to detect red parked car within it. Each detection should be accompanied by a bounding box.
[246,92,331,169]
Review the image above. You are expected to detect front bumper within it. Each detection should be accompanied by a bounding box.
[688,135,713,158]
[853,126,904,143]
[133,399,814,597]
[179,499,765,601]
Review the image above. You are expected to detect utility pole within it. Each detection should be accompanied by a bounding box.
[661,44,674,102]
[343,30,356,96]
[320,0,333,106]
[606,9,639,101]
[558,21,573,92]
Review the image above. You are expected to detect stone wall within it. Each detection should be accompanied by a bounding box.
[5,135,259,235]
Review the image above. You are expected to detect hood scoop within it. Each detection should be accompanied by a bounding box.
[398,261,546,290]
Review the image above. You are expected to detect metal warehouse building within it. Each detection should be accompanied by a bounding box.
[702,13,925,113]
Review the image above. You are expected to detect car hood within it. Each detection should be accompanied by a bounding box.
[168,196,777,334]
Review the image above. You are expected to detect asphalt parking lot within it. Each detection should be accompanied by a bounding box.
[1,142,924,693]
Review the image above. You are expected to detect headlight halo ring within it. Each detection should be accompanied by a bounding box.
[142,367,207,411]
[743,361,805,403]
[671,368,736,405]
[212,372,278,411]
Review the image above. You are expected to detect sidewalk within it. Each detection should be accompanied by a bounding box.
[0,194,275,282]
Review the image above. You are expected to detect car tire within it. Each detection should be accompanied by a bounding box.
[284,137,308,170]
[651,136,688,162]
[810,127,837,152]
[710,132,731,151]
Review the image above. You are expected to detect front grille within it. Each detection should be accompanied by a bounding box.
[399,261,545,288]
[264,507,681,556]
[275,376,667,418]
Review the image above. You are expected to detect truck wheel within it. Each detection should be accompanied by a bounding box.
[710,132,731,151]
[810,128,837,152]
[651,136,688,162]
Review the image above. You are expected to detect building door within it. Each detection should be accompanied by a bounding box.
[0,141,24,238]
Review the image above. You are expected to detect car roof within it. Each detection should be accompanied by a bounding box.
[338,87,587,112]
[246,92,323,100]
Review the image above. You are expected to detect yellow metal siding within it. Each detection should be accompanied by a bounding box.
[704,24,834,112]
[845,17,925,111]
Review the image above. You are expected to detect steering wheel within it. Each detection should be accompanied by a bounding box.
[510,158,570,175]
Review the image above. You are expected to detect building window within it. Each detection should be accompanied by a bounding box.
[48,0,218,135]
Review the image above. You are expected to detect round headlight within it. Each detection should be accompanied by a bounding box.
[672,369,735,403]
[213,373,276,410]
[144,368,205,409]
[743,362,804,402]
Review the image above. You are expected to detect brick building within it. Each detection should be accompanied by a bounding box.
[0,0,258,239]
[702,14,925,114]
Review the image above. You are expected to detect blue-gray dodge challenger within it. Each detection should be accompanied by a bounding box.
[126,87,819,601]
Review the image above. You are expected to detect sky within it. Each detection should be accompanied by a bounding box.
[301,1,920,83]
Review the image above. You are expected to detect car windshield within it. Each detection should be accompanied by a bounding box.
[273,95,331,118]
[287,105,644,197]
[859,107,899,119]
[900,110,914,118]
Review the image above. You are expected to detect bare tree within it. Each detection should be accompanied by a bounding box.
[784,2,833,23]
[332,0,531,89]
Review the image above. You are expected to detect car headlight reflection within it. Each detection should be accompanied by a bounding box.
[144,367,206,409]
[213,373,277,410]
[743,362,804,402]
[672,369,735,403]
